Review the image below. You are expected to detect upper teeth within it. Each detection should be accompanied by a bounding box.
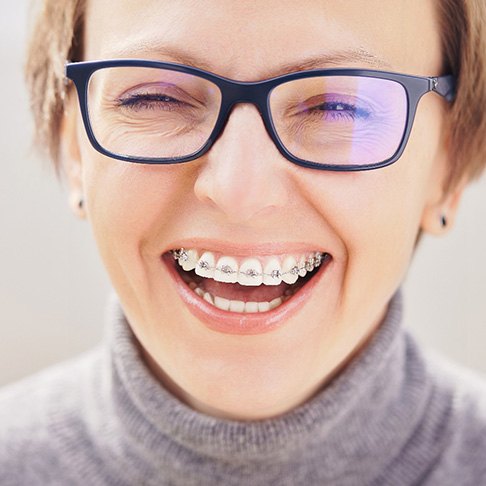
[171,248,325,286]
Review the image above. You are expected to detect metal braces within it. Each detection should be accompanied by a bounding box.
[171,249,326,280]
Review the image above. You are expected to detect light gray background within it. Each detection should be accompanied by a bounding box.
[1,3,485,387]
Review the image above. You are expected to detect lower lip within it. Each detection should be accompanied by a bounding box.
[162,253,331,335]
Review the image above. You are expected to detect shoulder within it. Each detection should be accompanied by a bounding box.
[0,346,104,485]
[418,342,486,484]
[424,345,486,423]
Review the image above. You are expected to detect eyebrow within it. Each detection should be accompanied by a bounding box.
[274,48,393,75]
[106,42,392,79]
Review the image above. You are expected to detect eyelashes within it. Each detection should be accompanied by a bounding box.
[310,101,371,121]
[116,93,188,112]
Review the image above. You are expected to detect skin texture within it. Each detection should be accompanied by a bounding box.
[63,0,465,420]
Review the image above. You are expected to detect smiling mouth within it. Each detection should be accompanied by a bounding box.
[168,248,331,313]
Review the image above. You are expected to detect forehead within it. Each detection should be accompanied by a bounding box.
[84,0,442,80]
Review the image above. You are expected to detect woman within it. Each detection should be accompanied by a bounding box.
[1,0,486,484]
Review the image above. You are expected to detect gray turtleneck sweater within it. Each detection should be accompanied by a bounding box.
[1,292,486,485]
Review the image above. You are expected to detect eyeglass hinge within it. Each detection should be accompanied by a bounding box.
[430,76,456,102]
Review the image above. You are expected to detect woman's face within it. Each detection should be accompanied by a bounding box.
[67,0,460,420]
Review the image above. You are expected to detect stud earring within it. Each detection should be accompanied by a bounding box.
[78,198,84,210]
[440,215,447,228]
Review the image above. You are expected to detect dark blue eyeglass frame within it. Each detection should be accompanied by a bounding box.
[65,59,456,172]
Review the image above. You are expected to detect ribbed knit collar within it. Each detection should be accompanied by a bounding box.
[100,291,440,484]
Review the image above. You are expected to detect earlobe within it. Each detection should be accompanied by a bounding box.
[420,177,467,235]
[60,95,86,220]
[68,191,86,219]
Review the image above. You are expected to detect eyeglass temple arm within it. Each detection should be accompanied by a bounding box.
[431,74,456,102]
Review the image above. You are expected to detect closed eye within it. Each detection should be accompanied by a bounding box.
[116,93,191,112]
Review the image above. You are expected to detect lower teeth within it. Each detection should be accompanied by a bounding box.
[193,286,286,313]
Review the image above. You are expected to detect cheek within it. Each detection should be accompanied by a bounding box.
[90,165,164,234]
[304,170,419,246]
[79,148,192,263]
[298,147,437,299]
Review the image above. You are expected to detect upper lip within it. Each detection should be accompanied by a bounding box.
[162,238,329,257]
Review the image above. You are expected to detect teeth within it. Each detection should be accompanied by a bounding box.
[174,248,326,287]
[298,255,307,278]
[258,301,271,312]
[203,292,214,304]
[269,297,283,309]
[263,258,282,286]
[192,287,286,313]
[245,301,259,313]
[229,300,245,312]
[238,258,263,286]
[214,295,231,311]
[214,256,238,283]
[195,252,215,279]
[179,249,199,271]
[281,256,299,284]
[306,256,315,272]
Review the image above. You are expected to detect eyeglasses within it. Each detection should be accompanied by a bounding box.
[65,59,455,171]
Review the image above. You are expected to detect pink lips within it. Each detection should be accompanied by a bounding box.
[162,252,331,335]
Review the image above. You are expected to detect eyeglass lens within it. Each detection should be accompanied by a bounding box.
[87,67,408,166]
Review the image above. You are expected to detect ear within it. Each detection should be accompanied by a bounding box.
[420,109,469,236]
[60,93,86,220]
[420,175,467,235]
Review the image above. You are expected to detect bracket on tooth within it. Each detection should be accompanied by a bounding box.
[271,270,281,279]
[171,248,187,260]
[290,266,300,275]
[221,265,235,275]
[306,258,315,272]
[198,260,210,270]
[245,269,259,278]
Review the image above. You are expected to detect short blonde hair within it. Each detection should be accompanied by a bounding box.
[26,0,486,188]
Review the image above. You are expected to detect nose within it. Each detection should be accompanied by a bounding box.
[193,104,290,223]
